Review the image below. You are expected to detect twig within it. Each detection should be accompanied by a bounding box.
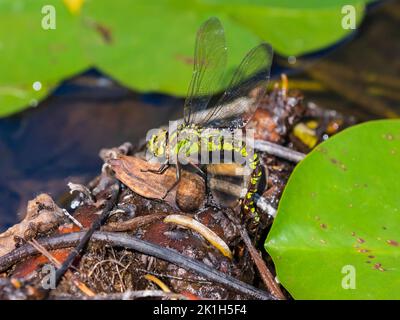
[239,225,285,300]
[254,140,306,163]
[134,268,212,284]
[0,231,274,300]
[102,213,167,232]
[28,239,95,297]
[28,239,61,268]
[52,290,187,300]
[62,209,83,229]
[226,210,285,300]
[254,194,277,218]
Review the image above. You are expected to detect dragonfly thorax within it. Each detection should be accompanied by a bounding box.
[147,124,203,161]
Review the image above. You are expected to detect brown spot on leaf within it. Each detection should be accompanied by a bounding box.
[384,133,394,141]
[85,19,113,44]
[373,263,385,272]
[175,54,195,65]
[368,255,375,259]
[357,238,365,244]
[320,223,327,229]
[316,146,328,154]
[357,248,370,253]
[329,158,347,171]
[387,239,399,247]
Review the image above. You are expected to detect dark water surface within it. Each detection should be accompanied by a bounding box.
[0,1,399,231]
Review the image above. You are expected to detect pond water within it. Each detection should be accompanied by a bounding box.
[0,0,399,231]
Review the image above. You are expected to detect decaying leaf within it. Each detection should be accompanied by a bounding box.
[0,194,63,257]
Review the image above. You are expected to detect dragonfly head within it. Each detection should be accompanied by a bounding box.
[148,129,168,159]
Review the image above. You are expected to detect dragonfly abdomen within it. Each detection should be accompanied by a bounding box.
[243,153,262,221]
[173,127,262,220]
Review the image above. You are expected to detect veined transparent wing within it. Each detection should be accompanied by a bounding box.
[183,17,227,126]
[202,43,273,129]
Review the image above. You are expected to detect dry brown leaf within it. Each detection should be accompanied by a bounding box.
[109,155,205,211]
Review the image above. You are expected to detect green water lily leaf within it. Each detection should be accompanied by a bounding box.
[265,120,400,299]
[1,0,367,116]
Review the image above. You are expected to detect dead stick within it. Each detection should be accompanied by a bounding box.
[238,226,285,300]
[226,210,285,300]
[102,213,167,232]
[254,140,306,163]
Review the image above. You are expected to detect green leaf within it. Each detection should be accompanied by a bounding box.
[201,0,366,56]
[1,0,368,116]
[0,0,90,117]
[265,120,400,299]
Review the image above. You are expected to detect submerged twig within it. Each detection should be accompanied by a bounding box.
[254,140,306,163]
[0,231,274,300]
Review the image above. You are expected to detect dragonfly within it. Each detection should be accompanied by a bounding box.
[145,17,273,222]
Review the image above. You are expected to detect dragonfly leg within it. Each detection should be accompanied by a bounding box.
[141,160,169,174]
[162,162,181,199]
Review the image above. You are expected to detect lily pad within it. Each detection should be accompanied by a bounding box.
[265,120,400,299]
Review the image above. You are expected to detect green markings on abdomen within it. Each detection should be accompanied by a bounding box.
[243,153,262,221]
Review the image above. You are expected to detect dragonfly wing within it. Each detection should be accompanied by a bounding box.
[202,43,273,129]
[183,17,227,126]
